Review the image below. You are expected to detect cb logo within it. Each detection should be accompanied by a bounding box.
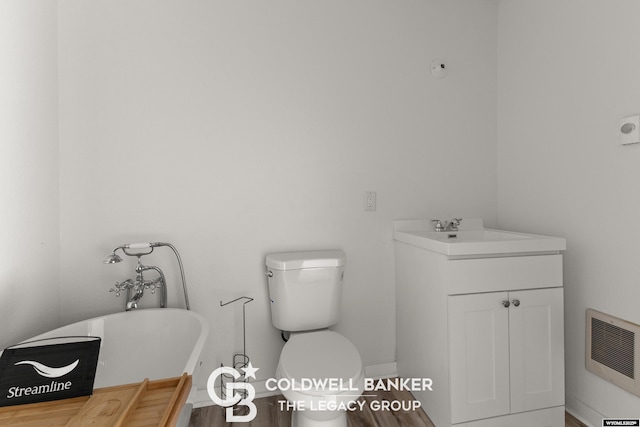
[207,366,257,422]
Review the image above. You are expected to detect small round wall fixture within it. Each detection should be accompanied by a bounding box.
[431,59,447,78]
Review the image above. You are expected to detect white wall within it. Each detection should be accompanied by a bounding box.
[0,1,60,349]
[497,0,640,422]
[58,0,498,391]
[7,0,639,420]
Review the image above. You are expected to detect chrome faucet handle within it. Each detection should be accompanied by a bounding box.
[431,219,445,232]
[143,278,164,294]
[109,281,126,297]
[109,279,135,297]
[108,284,121,297]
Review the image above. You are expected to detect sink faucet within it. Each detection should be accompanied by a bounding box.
[446,218,462,231]
[432,218,462,232]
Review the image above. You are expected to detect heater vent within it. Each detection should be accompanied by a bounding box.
[591,317,634,378]
[586,309,640,397]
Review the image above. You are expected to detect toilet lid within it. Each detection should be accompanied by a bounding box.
[278,331,363,389]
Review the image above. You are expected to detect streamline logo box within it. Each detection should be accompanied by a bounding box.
[0,336,100,407]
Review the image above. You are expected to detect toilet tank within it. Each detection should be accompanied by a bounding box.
[266,250,345,332]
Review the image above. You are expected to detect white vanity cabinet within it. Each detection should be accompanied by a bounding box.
[394,219,566,427]
[448,288,564,424]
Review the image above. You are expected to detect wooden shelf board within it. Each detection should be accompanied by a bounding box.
[0,374,191,427]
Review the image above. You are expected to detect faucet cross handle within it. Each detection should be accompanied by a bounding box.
[431,219,445,232]
[142,278,163,294]
[109,279,135,297]
[108,284,121,297]
[109,281,126,297]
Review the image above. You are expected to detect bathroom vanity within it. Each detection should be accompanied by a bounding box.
[394,219,566,427]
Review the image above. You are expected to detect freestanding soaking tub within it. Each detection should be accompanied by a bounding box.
[18,308,209,426]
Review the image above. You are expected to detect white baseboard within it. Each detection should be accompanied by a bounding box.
[193,361,398,408]
[364,361,397,379]
[565,394,603,427]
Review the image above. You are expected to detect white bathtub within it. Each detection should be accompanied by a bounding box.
[21,308,209,425]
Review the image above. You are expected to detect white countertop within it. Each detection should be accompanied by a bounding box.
[393,218,566,257]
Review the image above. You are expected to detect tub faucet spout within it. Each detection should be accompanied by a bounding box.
[126,288,144,311]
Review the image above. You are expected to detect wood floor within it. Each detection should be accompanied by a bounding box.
[565,412,589,427]
[190,386,588,427]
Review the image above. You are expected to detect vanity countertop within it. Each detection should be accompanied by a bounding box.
[0,374,191,427]
[393,218,566,257]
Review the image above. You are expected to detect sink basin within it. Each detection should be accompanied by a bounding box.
[414,229,535,242]
[393,219,566,257]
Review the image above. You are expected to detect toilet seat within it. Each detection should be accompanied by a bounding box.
[277,330,364,396]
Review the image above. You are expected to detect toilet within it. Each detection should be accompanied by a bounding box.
[266,250,364,427]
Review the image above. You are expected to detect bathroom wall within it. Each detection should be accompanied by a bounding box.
[7,0,639,420]
[57,0,499,392]
[497,0,640,423]
[0,1,60,349]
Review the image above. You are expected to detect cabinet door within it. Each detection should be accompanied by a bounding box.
[509,288,565,413]
[449,292,511,424]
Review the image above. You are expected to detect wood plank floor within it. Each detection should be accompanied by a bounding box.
[190,386,588,427]
[565,412,589,427]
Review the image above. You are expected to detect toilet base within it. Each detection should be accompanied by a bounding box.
[291,410,347,427]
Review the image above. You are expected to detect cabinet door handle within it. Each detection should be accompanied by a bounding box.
[502,300,510,308]
[511,299,520,307]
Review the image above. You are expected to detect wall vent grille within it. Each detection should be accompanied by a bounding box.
[586,309,640,397]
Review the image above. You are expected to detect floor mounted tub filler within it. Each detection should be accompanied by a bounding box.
[16,308,209,427]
